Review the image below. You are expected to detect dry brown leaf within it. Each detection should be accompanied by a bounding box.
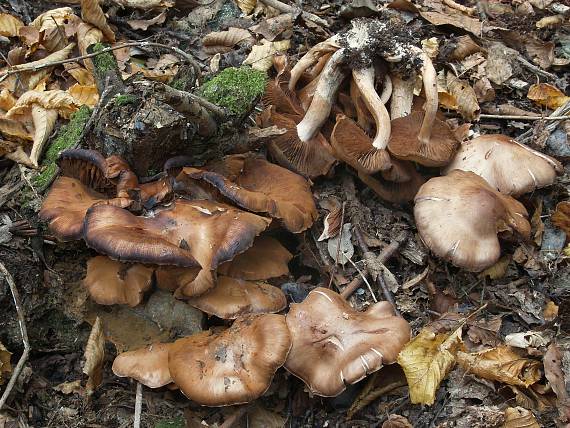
[503,407,540,428]
[68,84,99,107]
[543,301,558,322]
[446,71,480,121]
[77,23,104,72]
[457,346,542,388]
[437,70,458,110]
[7,90,80,119]
[419,4,482,37]
[318,199,342,241]
[466,315,502,347]
[127,10,167,30]
[0,13,24,37]
[250,14,293,42]
[203,27,253,55]
[65,64,96,86]
[397,322,463,405]
[83,316,105,395]
[0,139,33,167]
[551,201,570,237]
[237,0,257,14]
[18,26,41,47]
[528,83,570,110]
[53,380,83,395]
[474,77,495,103]
[81,0,116,42]
[448,35,483,61]
[382,415,413,428]
[479,255,511,280]
[42,25,69,53]
[30,105,58,167]
[0,117,33,141]
[243,39,290,71]
[0,89,17,111]
[0,342,11,385]
[499,30,555,70]
[130,62,177,82]
[31,7,77,33]
[544,343,570,422]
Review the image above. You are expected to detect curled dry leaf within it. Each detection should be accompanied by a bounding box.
[397,321,464,405]
[503,407,540,428]
[457,346,542,388]
[203,27,253,55]
[0,13,24,37]
[318,199,342,241]
[474,77,495,103]
[65,64,96,86]
[0,140,34,168]
[69,84,99,107]
[83,316,105,395]
[77,23,104,72]
[250,14,294,42]
[30,105,58,167]
[0,342,11,385]
[81,0,116,42]
[0,118,33,141]
[127,10,167,30]
[418,1,482,37]
[31,7,76,33]
[446,71,480,121]
[7,90,80,119]
[527,83,570,110]
[0,89,17,111]
[244,39,291,71]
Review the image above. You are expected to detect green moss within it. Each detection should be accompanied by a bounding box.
[91,42,117,74]
[198,66,266,117]
[155,417,185,428]
[114,94,137,106]
[32,106,92,189]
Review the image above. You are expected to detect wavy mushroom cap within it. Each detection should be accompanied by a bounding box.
[168,314,292,406]
[58,148,116,195]
[83,256,153,307]
[155,266,201,294]
[176,154,318,233]
[112,342,173,388]
[83,199,271,297]
[39,176,131,241]
[187,276,287,319]
[284,287,411,397]
[331,115,392,174]
[387,112,460,167]
[414,170,531,272]
[442,134,563,196]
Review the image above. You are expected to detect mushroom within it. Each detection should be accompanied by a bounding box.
[284,287,410,397]
[187,276,287,319]
[83,256,154,307]
[442,134,563,196]
[414,170,531,271]
[83,199,271,297]
[358,164,425,204]
[175,154,318,233]
[112,342,173,388]
[168,314,291,406]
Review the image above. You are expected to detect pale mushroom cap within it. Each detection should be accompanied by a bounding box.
[284,287,411,397]
[112,342,173,388]
[83,256,153,307]
[442,134,563,196]
[168,314,292,406]
[187,276,287,319]
[414,170,531,272]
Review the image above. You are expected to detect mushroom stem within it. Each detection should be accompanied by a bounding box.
[417,52,438,145]
[297,48,347,142]
[289,36,340,91]
[349,78,374,135]
[380,74,393,105]
[390,75,414,119]
[352,67,391,150]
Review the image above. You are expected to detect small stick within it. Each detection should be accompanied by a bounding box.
[133,382,142,428]
[0,262,31,411]
[480,114,570,120]
[516,55,557,80]
[259,0,329,28]
[517,99,570,143]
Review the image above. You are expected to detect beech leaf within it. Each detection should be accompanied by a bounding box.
[30,105,58,167]
[0,13,24,37]
[81,0,116,42]
[528,83,570,110]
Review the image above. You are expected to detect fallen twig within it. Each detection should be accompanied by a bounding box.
[0,262,30,411]
[480,114,570,120]
[259,0,329,28]
[133,382,142,428]
[517,99,570,143]
[516,55,557,80]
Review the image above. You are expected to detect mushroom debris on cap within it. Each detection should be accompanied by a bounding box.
[83,256,154,307]
[284,287,411,397]
[168,314,292,406]
[443,134,563,196]
[414,170,531,272]
[82,199,271,297]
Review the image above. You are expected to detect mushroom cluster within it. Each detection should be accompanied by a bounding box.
[259,17,562,272]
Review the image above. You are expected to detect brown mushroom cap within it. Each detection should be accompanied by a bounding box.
[112,342,173,388]
[331,114,392,174]
[284,287,410,397]
[442,134,563,196]
[83,199,271,297]
[187,276,287,319]
[168,314,292,406]
[387,111,460,167]
[414,170,531,272]
[357,164,425,204]
[176,154,318,233]
[39,177,131,241]
[83,256,153,307]
[155,266,201,294]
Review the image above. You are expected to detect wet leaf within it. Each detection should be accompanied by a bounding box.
[503,407,540,428]
[68,84,99,107]
[81,0,116,42]
[30,104,58,167]
[83,316,105,395]
[528,83,570,110]
[0,13,24,37]
[397,322,463,405]
[457,346,542,388]
[243,39,291,71]
[0,341,11,385]
[127,11,167,31]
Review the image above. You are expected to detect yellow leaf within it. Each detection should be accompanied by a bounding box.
[0,89,17,111]
[0,13,24,37]
[83,316,105,395]
[397,325,463,405]
[243,39,290,71]
[528,83,570,110]
[237,0,257,14]
[457,346,542,388]
[81,0,115,42]
[65,64,96,86]
[31,7,77,33]
[77,23,104,72]
[30,105,58,167]
[69,84,99,107]
[0,342,11,385]
[502,407,540,428]
[7,90,79,119]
